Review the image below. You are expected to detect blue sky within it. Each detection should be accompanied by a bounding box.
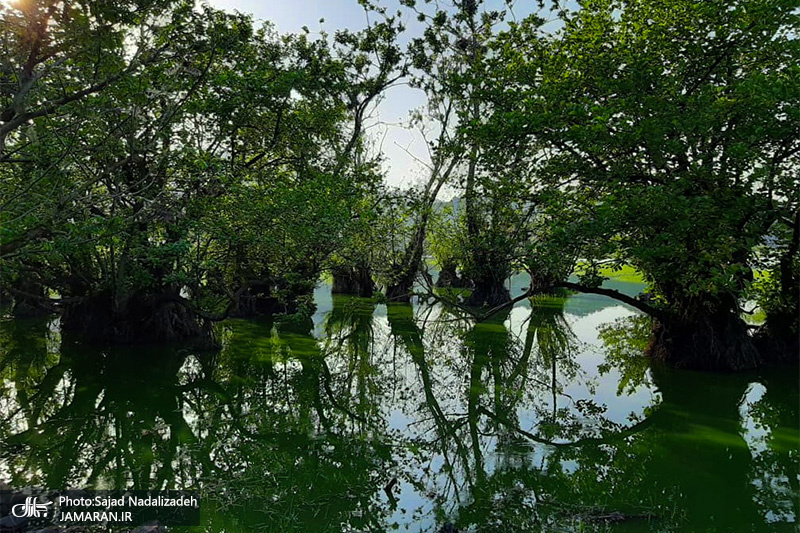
[204,1,559,188]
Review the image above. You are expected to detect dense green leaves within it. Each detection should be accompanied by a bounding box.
[474,0,799,365]
[1,0,796,365]
[0,0,402,339]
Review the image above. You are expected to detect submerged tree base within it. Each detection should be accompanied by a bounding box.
[754,313,800,366]
[227,281,315,319]
[62,293,211,345]
[332,266,376,297]
[11,298,50,318]
[228,294,294,318]
[465,279,511,308]
[386,281,413,302]
[6,281,52,318]
[648,313,762,371]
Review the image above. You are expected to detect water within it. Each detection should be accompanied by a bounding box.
[0,280,797,532]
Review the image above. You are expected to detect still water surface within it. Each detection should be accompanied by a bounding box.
[1,279,798,532]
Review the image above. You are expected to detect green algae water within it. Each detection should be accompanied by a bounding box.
[1,280,797,532]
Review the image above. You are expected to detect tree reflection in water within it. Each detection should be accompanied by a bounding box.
[0,317,207,490]
[0,289,797,532]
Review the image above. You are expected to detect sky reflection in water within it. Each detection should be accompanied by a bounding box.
[0,278,797,532]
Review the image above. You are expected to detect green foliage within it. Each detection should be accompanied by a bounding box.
[1,0,402,328]
[427,203,465,273]
[598,315,654,396]
[1,0,797,358]
[479,0,800,322]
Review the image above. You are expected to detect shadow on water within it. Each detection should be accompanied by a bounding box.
[0,287,797,532]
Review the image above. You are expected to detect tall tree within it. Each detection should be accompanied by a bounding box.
[397,0,530,307]
[480,0,800,369]
[0,2,404,342]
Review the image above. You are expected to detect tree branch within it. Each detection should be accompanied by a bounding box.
[554,281,668,321]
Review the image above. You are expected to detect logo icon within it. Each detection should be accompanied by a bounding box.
[11,496,52,518]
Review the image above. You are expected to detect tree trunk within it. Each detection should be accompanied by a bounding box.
[386,275,415,302]
[755,211,799,363]
[435,263,471,289]
[465,275,511,308]
[648,310,761,371]
[755,243,799,363]
[228,282,285,318]
[227,276,316,318]
[435,264,458,288]
[332,264,375,297]
[11,279,50,317]
[61,291,208,345]
[754,314,800,365]
[557,282,790,371]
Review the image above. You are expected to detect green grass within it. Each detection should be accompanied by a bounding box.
[575,263,646,284]
[597,264,645,283]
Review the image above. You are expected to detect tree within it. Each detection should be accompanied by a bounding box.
[328,190,383,297]
[480,0,800,369]
[0,0,192,314]
[390,0,521,307]
[428,202,470,288]
[1,1,254,341]
[191,10,405,314]
[0,2,403,342]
